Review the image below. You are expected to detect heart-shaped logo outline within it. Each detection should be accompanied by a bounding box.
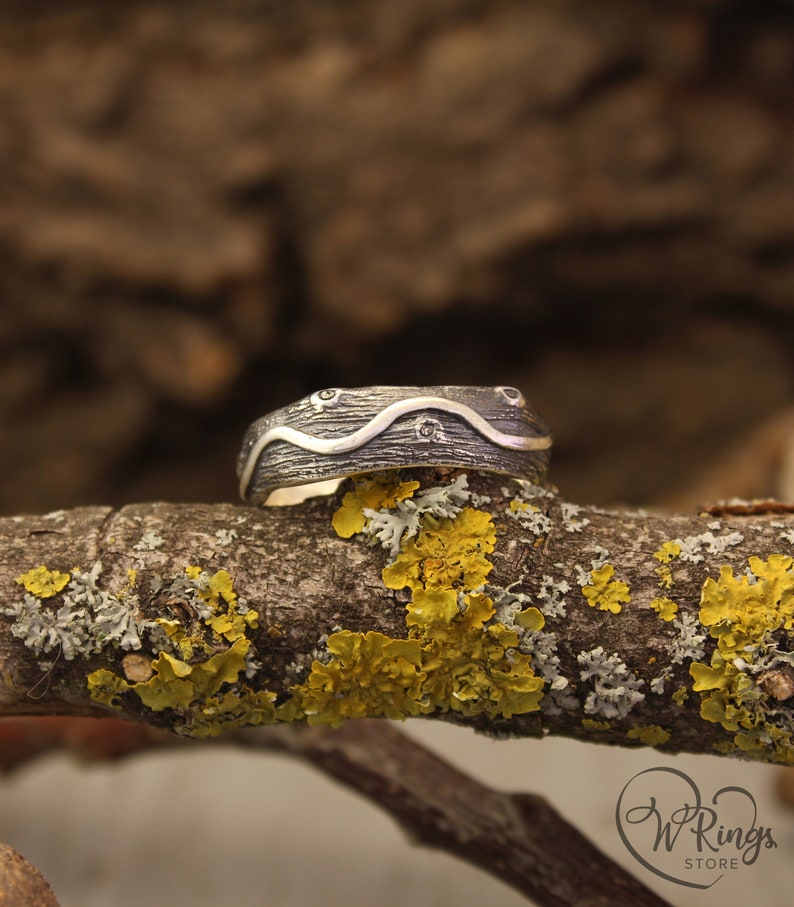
[615,766,776,889]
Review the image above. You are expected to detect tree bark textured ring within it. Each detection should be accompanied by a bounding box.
[238,385,552,504]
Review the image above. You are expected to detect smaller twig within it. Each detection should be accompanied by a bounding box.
[25,645,62,701]
[242,721,673,907]
[1,716,671,907]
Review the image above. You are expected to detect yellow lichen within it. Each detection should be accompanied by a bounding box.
[382,508,496,594]
[153,568,260,664]
[191,687,277,738]
[87,669,131,709]
[292,493,546,727]
[191,568,260,642]
[582,564,630,614]
[155,618,196,660]
[627,725,671,746]
[509,500,536,515]
[297,631,427,727]
[582,718,611,731]
[182,638,251,699]
[650,596,678,622]
[332,473,420,538]
[87,568,277,737]
[418,621,544,720]
[713,739,738,754]
[653,542,680,589]
[671,686,689,706]
[653,541,681,563]
[691,657,757,732]
[699,555,794,656]
[88,639,252,715]
[655,565,674,589]
[132,653,197,711]
[16,566,70,599]
[515,606,545,632]
[457,592,497,632]
[689,555,794,763]
[406,589,460,631]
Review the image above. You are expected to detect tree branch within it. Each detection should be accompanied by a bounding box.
[2,469,794,763]
[244,720,673,907]
[0,716,672,907]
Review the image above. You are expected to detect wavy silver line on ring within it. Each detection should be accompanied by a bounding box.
[238,385,552,504]
[238,394,550,500]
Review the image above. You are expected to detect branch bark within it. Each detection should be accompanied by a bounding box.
[2,469,794,763]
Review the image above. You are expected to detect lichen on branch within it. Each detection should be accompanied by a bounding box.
[2,475,794,764]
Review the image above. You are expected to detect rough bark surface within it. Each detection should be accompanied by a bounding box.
[2,471,794,764]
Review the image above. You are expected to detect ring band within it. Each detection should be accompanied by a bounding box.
[238,385,551,504]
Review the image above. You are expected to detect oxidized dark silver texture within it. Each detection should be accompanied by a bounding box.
[238,385,552,504]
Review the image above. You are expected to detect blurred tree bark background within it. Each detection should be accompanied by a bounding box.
[0,0,793,516]
[1,5,794,906]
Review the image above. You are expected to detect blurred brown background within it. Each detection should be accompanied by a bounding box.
[2,5,794,906]
[0,0,793,513]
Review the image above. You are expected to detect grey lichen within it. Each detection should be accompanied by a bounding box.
[68,564,146,651]
[214,528,238,546]
[490,579,533,626]
[649,674,668,695]
[779,528,794,545]
[4,594,93,661]
[667,612,707,665]
[503,481,556,535]
[488,580,577,715]
[574,548,611,588]
[520,628,578,714]
[133,529,166,551]
[560,503,590,533]
[577,646,645,719]
[676,529,744,564]
[3,563,149,668]
[505,500,551,535]
[361,473,471,556]
[536,575,570,619]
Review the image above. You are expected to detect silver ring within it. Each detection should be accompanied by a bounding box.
[237,385,552,504]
